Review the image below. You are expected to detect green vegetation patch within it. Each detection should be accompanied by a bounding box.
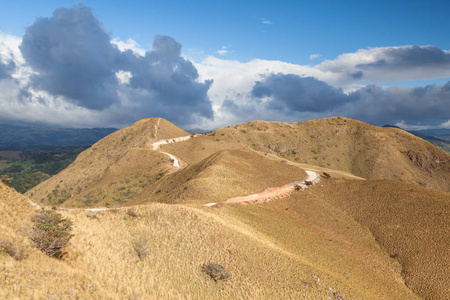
[0,149,82,193]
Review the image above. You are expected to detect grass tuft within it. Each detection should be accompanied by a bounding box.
[202,263,231,282]
[0,238,26,261]
[132,235,150,260]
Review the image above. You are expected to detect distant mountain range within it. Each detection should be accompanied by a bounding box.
[0,124,118,150]
[383,125,450,153]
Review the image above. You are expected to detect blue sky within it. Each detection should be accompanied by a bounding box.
[0,1,449,129]
[2,0,449,64]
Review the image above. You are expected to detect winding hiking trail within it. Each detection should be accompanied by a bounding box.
[25,124,319,212]
[151,118,194,167]
[204,170,320,207]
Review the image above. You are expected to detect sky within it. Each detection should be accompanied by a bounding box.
[0,0,449,130]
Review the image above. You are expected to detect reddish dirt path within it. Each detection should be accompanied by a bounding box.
[205,171,320,207]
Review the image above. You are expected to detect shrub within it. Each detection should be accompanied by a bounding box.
[305,180,313,186]
[27,209,73,258]
[322,172,331,178]
[86,212,99,220]
[0,239,26,261]
[1,175,13,186]
[132,235,150,260]
[202,263,231,282]
[126,209,138,218]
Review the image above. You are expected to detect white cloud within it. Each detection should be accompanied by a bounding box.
[309,54,322,60]
[111,38,145,56]
[316,45,450,84]
[217,46,232,56]
[262,20,273,25]
[115,70,132,84]
[2,13,450,132]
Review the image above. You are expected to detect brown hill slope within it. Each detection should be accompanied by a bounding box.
[312,178,449,300]
[27,118,309,208]
[3,181,421,299]
[214,117,450,191]
[26,118,190,207]
[145,149,306,204]
[0,182,104,299]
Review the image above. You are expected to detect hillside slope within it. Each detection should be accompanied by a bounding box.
[3,180,421,299]
[312,178,450,300]
[214,117,450,191]
[7,116,449,299]
[147,149,306,204]
[26,118,191,207]
[0,182,105,299]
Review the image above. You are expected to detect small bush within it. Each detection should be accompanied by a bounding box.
[86,212,99,220]
[294,184,303,191]
[202,263,230,282]
[0,239,26,261]
[132,235,150,260]
[1,175,13,186]
[305,180,313,186]
[126,208,138,218]
[27,209,73,258]
[322,172,331,178]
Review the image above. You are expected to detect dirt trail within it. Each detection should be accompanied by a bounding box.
[205,171,320,207]
[152,135,196,151]
[151,134,196,167]
[25,132,319,212]
[25,132,196,212]
[160,151,182,167]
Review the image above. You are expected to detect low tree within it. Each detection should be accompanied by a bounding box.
[27,209,73,258]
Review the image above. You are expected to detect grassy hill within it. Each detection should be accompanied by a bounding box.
[27,118,190,207]
[214,117,450,192]
[13,116,448,299]
[313,178,450,300]
[3,179,423,299]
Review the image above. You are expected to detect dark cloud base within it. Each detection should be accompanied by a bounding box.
[221,73,450,127]
[16,3,213,126]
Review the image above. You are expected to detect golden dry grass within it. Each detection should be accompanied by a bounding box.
[11,117,448,299]
[2,180,424,299]
[218,192,418,300]
[62,204,343,299]
[214,117,450,191]
[146,149,306,204]
[313,178,450,300]
[0,182,102,299]
[26,118,189,207]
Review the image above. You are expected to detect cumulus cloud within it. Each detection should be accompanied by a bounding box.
[112,38,146,56]
[230,73,450,128]
[252,74,348,112]
[262,19,273,25]
[317,45,450,84]
[344,82,450,126]
[0,3,213,128]
[0,4,449,131]
[20,4,121,110]
[0,60,14,79]
[124,35,214,124]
